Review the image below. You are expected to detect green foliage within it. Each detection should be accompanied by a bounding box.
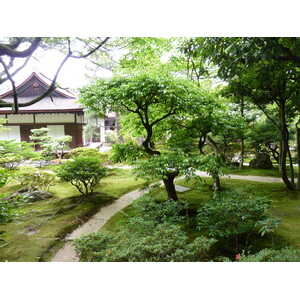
[0,193,24,242]
[56,156,107,195]
[83,123,100,141]
[74,195,216,261]
[29,127,52,145]
[237,247,300,262]
[29,127,72,159]
[79,73,204,125]
[105,130,118,144]
[74,226,216,262]
[15,167,56,191]
[133,151,224,182]
[110,141,145,163]
[196,188,274,252]
[0,140,38,170]
[0,169,9,188]
[247,119,280,151]
[65,147,111,165]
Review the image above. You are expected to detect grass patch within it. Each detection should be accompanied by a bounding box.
[0,167,146,262]
[226,165,298,178]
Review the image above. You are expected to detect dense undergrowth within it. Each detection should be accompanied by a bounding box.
[81,176,300,262]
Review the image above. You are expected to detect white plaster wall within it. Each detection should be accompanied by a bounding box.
[7,114,34,124]
[47,125,65,138]
[35,113,74,123]
[0,126,21,141]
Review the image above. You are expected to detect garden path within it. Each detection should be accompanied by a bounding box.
[51,171,283,262]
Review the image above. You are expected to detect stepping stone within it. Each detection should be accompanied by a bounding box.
[175,185,191,193]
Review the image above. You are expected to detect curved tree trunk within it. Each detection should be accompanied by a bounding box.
[279,103,296,190]
[206,135,222,190]
[239,138,245,170]
[162,171,179,201]
[296,120,300,190]
[213,176,221,191]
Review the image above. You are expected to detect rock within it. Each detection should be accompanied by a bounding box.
[27,190,54,202]
[5,189,54,202]
[249,153,273,169]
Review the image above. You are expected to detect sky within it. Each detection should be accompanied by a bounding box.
[0,45,113,94]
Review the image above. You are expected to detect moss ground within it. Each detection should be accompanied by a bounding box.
[2,164,300,261]
[226,165,298,178]
[0,168,145,262]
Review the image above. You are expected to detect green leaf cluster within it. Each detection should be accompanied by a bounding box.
[74,195,216,262]
[196,188,276,251]
[15,166,56,191]
[0,140,38,170]
[56,156,107,195]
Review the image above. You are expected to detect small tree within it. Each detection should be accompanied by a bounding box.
[0,140,38,170]
[56,156,107,195]
[79,73,215,201]
[30,127,72,159]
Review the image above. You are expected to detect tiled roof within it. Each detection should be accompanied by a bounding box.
[0,72,82,113]
[0,96,82,113]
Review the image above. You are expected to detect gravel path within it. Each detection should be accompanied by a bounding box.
[51,172,283,262]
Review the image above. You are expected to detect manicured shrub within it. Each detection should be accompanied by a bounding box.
[29,127,72,159]
[196,188,277,252]
[16,167,56,191]
[65,147,111,165]
[237,247,300,262]
[110,141,145,163]
[74,195,216,262]
[74,225,216,262]
[56,156,107,195]
[0,140,38,170]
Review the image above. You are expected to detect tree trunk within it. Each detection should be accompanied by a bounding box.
[239,98,245,169]
[279,103,296,190]
[296,120,300,190]
[239,138,245,170]
[162,172,179,201]
[287,146,295,185]
[212,175,221,191]
[206,135,222,190]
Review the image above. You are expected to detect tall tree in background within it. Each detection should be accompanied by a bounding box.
[183,37,300,190]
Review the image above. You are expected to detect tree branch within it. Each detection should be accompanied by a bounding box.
[0,56,31,85]
[150,107,176,127]
[0,38,42,58]
[0,52,72,112]
[70,37,110,59]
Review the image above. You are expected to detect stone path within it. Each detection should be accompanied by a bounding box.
[51,171,282,262]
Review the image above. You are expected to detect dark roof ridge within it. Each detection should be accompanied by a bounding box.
[0,72,76,99]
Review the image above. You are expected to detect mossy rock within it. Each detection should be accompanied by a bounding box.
[249,153,273,169]
[7,189,55,202]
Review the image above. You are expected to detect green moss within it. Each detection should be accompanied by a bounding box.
[0,167,147,262]
[226,165,298,178]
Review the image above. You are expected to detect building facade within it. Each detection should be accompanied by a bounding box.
[0,72,85,148]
